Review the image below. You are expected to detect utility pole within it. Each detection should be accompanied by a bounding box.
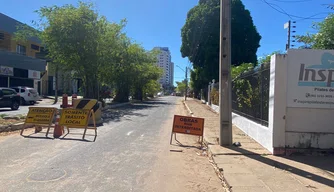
[219,0,232,146]
[284,20,296,50]
[286,20,291,50]
[185,67,188,101]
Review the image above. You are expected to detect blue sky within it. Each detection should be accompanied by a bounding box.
[0,0,332,85]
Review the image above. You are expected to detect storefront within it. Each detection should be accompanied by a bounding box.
[0,51,46,91]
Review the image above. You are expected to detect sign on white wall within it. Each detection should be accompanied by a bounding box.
[0,66,14,76]
[28,70,41,80]
[287,49,334,108]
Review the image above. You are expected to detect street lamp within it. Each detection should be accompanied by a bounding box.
[176,65,188,101]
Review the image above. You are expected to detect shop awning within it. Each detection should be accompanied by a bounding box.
[0,50,46,72]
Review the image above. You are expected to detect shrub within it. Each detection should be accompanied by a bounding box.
[211,88,219,105]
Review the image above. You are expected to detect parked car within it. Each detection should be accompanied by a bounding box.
[11,86,39,105]
[0,88,20,110]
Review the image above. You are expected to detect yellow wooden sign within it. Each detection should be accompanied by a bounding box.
[25,107,56,124]
[59,108,91,127]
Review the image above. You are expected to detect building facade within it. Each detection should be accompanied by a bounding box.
[153,47,174,88]
[0,13,81,96]
[0,13,46,92]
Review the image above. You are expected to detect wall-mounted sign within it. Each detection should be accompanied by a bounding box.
[28,70,41,80]
[0,66,13,76]
[287,49,334,109]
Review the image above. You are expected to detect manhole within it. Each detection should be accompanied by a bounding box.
[27,168,67,182]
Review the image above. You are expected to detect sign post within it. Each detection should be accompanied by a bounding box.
[21,107,57,137]
[170,115,205,147]
[59,108,97,141]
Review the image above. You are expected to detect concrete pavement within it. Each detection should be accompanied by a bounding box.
[184,98,334,192]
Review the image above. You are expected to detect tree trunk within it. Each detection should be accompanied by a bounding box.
[83,75,99,99]
[114,83,130,103]
[135,87,143,101]
[53,64,59,105]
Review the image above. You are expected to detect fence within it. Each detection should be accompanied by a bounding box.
[207,64,270,126]
[231,64,270,126]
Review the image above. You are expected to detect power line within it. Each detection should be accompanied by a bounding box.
[262,0,293,19]
[261,0,330,20]
[270,0,313,3]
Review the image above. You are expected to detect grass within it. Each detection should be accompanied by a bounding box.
[0,114,8,118]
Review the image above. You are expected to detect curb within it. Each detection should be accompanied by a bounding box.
[182,100,194,117]
[104,102,131,109]
[208,147,232,192]
[182,99,231,191]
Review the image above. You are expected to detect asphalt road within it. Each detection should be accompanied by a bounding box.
[0,96,178,192]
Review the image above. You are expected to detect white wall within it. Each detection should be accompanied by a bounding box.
[209,50,334,153]
[211,104,272,152]
[270,54,288,149]
[285,49,334,149]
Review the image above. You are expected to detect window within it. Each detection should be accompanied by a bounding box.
[0,32,4,40]
[2,89,16,96]
[31,44,40,51]
[16,44,26,55]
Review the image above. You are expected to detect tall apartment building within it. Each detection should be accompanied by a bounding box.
[153,47,174,88]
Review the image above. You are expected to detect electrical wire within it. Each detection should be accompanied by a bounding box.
[270,0,313,3]
[261,0,330,20]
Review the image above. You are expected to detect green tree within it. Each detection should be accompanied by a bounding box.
[176,80,187,95]
[98,21,133,102]
[231,63,253,80]
[130,45,162,101]
[180,0,261,97]
[15,2,115,99]
[143,80,161,97]
[296,14,334,50]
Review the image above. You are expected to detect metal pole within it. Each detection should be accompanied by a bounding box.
[208,83,211,105]
[185,67,188,101]
[260,64,264,125]
[286,20,291,51]
[219,0,232,146]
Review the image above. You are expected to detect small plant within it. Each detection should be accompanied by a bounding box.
[0,114,8,119]
[211,88,219,105]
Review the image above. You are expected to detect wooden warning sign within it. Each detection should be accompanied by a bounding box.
[170,115,205,146]
[59,108,90,127]
[59,108,97,141]
[25,107,56,124]
[21,107,57,136]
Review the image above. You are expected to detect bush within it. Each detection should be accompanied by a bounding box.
[211,88,219,105]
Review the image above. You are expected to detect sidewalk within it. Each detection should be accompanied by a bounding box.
[185,98,334,192]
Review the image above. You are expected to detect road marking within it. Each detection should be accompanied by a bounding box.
[127,131,134,136]
[141,134,144,137]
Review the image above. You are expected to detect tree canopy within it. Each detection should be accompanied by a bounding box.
[180,0,261,97]
[296,14,334,50]
[15,2,162,102]
[175,80,187,95]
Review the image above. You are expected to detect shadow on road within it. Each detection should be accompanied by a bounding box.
[102,99,174,123]
[22,135,54,140]
[59,137,94,142]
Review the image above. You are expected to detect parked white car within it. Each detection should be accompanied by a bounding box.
[11,86,39,105]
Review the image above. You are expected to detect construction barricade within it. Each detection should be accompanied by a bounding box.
[20,107,57,137]
[59,108,97,141]
[72,99,103,125]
